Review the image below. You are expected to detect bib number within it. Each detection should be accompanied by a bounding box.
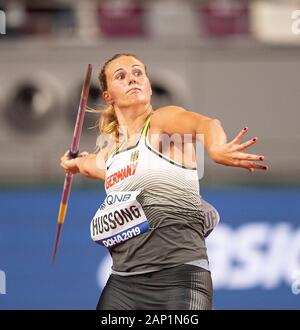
[90,191,149,248]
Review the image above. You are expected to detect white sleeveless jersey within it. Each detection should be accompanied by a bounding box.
[101,114,211,274]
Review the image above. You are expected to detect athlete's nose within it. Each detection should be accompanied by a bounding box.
[128,73,137,85]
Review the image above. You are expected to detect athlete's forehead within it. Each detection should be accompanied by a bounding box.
[105,56,145,77]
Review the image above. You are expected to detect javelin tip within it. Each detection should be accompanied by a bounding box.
[52,223,63,264]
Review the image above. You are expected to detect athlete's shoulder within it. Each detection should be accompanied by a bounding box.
[150,105,187,129]
[153,105,187,117]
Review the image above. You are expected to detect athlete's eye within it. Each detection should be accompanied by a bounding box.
[133,69,143,77]
[116,73,125,80]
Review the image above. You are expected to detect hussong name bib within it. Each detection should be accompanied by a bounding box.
[90,191,149,248]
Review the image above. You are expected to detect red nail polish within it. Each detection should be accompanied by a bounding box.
[243,127,248,131]
[252,138,257,142]
[263,166,268,170]
[259,156,264,161]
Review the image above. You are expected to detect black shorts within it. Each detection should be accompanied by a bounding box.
[96,264,213,310]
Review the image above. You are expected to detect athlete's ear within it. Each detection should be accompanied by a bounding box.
[148,78,152,97]
[148,83,152,97]
[103,91,113,105]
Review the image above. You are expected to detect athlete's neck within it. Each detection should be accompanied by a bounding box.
[115,104,153,141]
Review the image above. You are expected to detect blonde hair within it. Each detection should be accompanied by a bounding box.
[96,53,148,139]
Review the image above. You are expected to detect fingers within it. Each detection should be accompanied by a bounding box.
[237,137,258,151]
[231,127,249,145]
[60,160,70,170]
[230,128,259,152]
[250,162,268,170]
[60,149,82,175]
[64,169,74,175]
[61,150,88,160]
[237,160,268,171]
[231,150,267,172]
[60,150,73,170]
[233,152,264,162]
[61,150,70,162]
[60,160,76,174]
[79,151,89,157]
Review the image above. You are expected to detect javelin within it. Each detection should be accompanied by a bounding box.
[52,64,92,264]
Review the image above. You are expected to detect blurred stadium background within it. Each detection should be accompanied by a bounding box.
[0,0,300,309]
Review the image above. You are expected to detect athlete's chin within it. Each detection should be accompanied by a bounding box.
[123,98,150,108]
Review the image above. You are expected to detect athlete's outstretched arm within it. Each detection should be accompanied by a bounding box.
[152,105,268,172]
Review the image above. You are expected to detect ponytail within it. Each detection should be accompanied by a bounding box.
[99,104,118,137]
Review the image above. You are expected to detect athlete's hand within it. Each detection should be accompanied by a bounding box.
[60,150,89,175]
[208,127,268,173]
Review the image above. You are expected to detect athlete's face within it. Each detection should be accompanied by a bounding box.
[103,56,152,108]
